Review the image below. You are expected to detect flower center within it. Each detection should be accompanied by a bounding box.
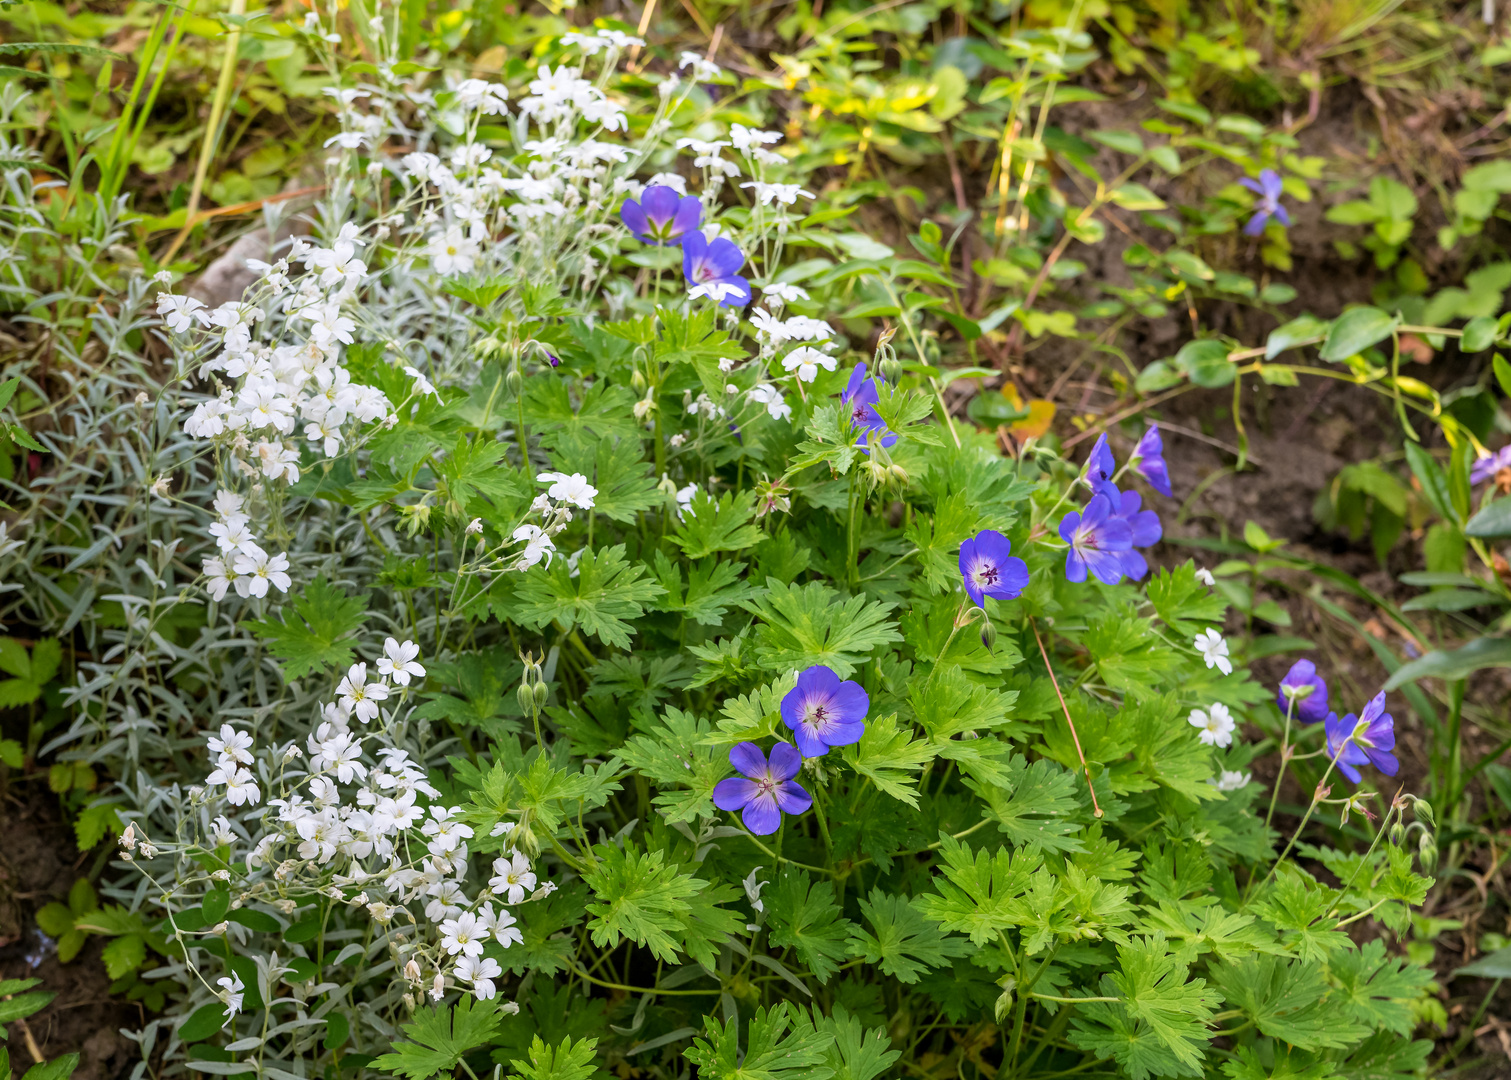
[975,563,1000,587]
[696,263,716,282]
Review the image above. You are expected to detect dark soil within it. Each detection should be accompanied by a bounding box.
[0,785,136,1080]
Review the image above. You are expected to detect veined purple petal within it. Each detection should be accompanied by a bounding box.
[620,198,650,240]
[768,742,804,781]
[1244,210,1271,237]
[1131,424,1172,497]
[773,779,812,815]
[728,741,769,779]
[640,185,681,225]
[1239,176,1265,195]
[1088,433,1115,483]
[713,776,759,811]
[742,793,782,834]
[1278,659,1330,724]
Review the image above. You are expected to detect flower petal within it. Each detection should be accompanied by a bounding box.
[713,777,759,811]
[728,741,768,779]
[768,741,804,780]
[742,794,782,835]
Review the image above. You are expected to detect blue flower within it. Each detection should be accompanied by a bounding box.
[959,529,1029,607]
[781,666,869,758]
[712,742,812,833]
[1470,445,1511,486]
[1239,169,1290,236]
[1087,432,1115,486]
[1277,659,1329,724]
[682,232,750,307]
[1059,493,1134,585]
[1097,482,1162,582]
[1130,424,1173,497]
[1324,692,1398,785]
[620,185,702,245]
[840,363,898,451]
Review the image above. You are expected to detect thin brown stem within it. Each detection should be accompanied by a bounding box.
[1029,617,1102,818]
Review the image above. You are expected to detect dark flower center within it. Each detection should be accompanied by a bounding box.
[978,564,1000,586]
[695,263,716,282]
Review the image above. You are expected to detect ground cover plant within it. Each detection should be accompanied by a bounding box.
[1,2,1510,1080]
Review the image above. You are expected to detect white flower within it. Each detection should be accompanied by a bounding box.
[439,912,489,958]
[466,518,483,536]
[1194,628,1233,675]
[426,227,478,276]
[337,662,391,723]
[763,282,808,306]
[217,973,245,1019]
[491,906,524,948]
[1195,568,1215,586]
[209,518,254,554]
[208,766,261,806]
[403,365,442,401]
[675,482,699,519]
[1189,703,1236,748]
[739,181,813,206]
[377,638,426,686]
[1209,769,1251,792]
[208,725,254,767]
[210,816,236,847]
[783,346,837,383]
[689,282,746,304]
[203,556,235,602]
[489,852,538,904]
[678,51,722,81]
[536,471,598,509]
[729,124,783,151]
[454,955,502,999]
[512,524,555,569]
[157,293,208,333]
[748,383,791,422]
[645,171,687,195]
[232,548,292,598]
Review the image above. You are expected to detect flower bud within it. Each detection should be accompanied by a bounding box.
[980,621,997,652]
[1418,833,1438,872]
[1388,822,1404,847]
[517,684,536,716]
[880,357,903,384]
[1413,798,1435,828]
[404,960,422,985]
[505,367,523,397]
[631,369,647,392]
[532,681,550,709]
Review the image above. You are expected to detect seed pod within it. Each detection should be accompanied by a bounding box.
[533,681,550,709]
[517,684,536,716]
[880,357,903,384]
[980,620,997,652]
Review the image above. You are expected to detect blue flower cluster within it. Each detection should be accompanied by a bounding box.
[841,363,899,451]
[714,665,869,834]
[620,185,749,307]
[1278,660,1398,785]
[1059,426,1170,585]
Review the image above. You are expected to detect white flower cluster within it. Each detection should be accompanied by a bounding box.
[186,638,553,1013]
[203,490,291,601]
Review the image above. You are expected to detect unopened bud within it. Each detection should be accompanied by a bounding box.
[532,681,549,709]
[517,684,536,716]
[889,463,909,486]
[1413,798,1435,828]
[404,960,422,985]
[1388,822,1404,847]
[980,621,997,652]
[505,367,523,396]
[631,369,647,392]
[1418,834,1438,872]
[880,357,903,384]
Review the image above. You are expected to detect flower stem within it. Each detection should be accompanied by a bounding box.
[1029,616,1102,818]
[1264,696,1297,829]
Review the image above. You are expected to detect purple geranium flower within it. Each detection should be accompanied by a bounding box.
[682,232,750,308]
[1324,692,1399,785]
[1099,483,1161,582]
[620,185,702,245]
[1087,432,1115,486]
[1277,659,1330,724]
[1239,169,1290,236]
[712,742,813,834]
[959,529,1030,608]
[840,363,898,451]
[1470,445,1511,486]
[1130,424,1173,497]
[1060,494,1134,585]
[781,665,869,758]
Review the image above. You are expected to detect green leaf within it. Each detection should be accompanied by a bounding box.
[582,842,709,964]
[1263,315,1328,360]
[1210,955,1367,1051]
[1328,940,1432,1035]
[613,707,724,823]
[179,1003,231,1043]
[1383,636,1511,690]
[1172,340,1233,388]
[840,712,934,807]
[651,552,762,627]
[967,755,1086,853]
[1461,315,1498,352]
[0,990,53,1025]
[847,888,969,984]
[766,869,854,984]
[19,1056,78,1080]
[817,1006,899,1080]
[744,579,901,679]
[513,545,665,650]
[1465,497,1511,538]
[914,834,1040,945]
[100,934,146,980]
[671,490,763,560]
[0,738,23,768]
[370,997,504,1080]
[1454,943,1511,979]
[686,1003,835,1080]
[509,1036,598,1080]
[248,577,370,679]
[1319,307,1398,362]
